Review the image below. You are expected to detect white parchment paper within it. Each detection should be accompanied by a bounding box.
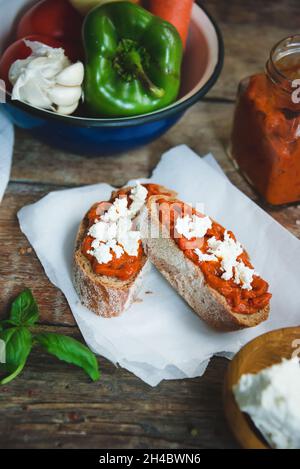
[0,111,14,203]
[18,145,300,386]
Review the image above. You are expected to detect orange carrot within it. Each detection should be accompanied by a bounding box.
[148,0,194,47]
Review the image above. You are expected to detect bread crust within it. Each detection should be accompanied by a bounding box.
[141,196,270,331]
[73,185,175,318]
[73,210,150,317]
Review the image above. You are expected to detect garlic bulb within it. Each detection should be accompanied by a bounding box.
[9,41,84,115]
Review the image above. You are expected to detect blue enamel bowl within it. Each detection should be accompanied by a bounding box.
[1,2,223,156]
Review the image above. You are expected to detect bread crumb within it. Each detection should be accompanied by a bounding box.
[134,297,143,303]
[145,290,153,294]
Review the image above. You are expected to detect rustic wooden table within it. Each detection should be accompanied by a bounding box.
[1,0,299,449]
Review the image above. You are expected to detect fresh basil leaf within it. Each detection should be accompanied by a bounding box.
[1,319,18,328]
[35,333,100,382]
[0,327,32,385]
[9,289,39,326]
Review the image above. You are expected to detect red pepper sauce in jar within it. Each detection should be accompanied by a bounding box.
[231,35,300,205]
[157,198,271,314]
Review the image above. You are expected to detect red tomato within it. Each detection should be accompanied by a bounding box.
[17,0,83,43]
[0,35,78,90]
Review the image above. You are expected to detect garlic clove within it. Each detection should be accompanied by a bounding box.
[55,62,84,87]
[48,85,82,106]
[56,101,79,115]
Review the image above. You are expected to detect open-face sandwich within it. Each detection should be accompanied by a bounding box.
[73,183,176,317]
[141,195,271,330]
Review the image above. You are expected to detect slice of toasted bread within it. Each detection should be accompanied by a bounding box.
[73,209,150,318]
[73,184,177,318]
[141,196,270,331]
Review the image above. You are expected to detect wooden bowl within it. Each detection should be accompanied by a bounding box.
[223,326,300,449]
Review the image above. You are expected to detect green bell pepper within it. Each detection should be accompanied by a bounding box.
[83,1,183,117]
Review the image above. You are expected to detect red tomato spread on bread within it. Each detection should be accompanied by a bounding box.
[82,184,173,280]
[157,199,272,314]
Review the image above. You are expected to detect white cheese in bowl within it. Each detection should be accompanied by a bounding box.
[233,357,300,449]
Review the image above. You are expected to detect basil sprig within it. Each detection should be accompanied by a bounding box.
[0,289,100,384]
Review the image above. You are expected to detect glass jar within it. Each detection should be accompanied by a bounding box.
[230,35,300,205]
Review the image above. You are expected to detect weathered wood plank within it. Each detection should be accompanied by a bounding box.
[10,101,251,192]
[0,336,236,449]
[203,0,299,30]
[11,101,234,186]
[0,183,75,325]
[203,0,300,100]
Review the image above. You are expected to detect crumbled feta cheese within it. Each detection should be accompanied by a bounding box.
[87,182,147,265]
[106,239,124,259]
[101,197,129,223]
[234,261,256,290]
[194,249,218,262]
[89,242,112,265]
[88,221,117,241]
[207,231,243,281]
[233,358,300,449]
[175,214,212,240]
[194,230,256,290]
[116,215,133,237]
[129,182,148,217]
[119,230,141,257]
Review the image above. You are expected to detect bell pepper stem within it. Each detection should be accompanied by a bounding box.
[136,68,165,99]
[115,40,165,99]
